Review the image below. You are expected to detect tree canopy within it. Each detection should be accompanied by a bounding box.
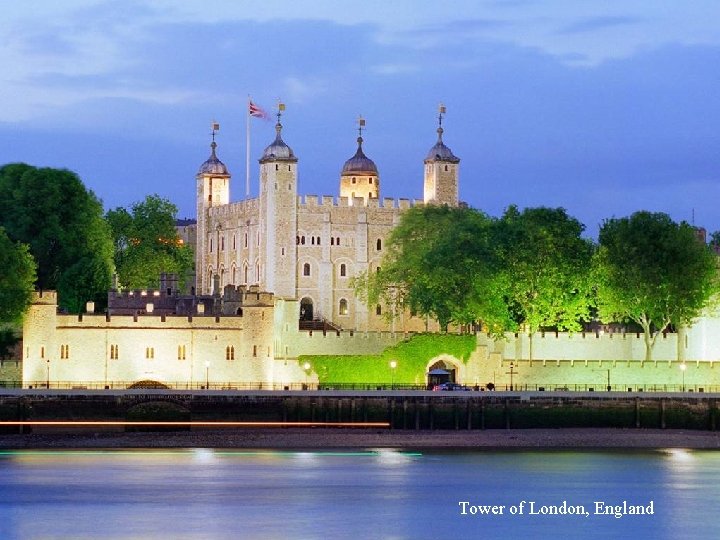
[0,163,114,312]
[106,194,194,290]
[494,206,595,357]
[353,205,500,331]
[594,211,718,361]
[0,227,36,323]
[354,205,594,343]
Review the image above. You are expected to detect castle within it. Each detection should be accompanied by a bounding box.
[195,107,460,333]
[19,107,720,391]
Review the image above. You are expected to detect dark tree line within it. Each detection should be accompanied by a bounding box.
[0,164,192,319]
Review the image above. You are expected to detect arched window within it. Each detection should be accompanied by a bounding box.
[376,305,382,316]
[244,233,248,248]
[376,238,382,251]
[339,299,348,316]
[232,234,236,250]
[221,235,225,251]
[331,237,334,246]
[340,263,346,277]
[243,265,248,284]
[209,238,213,252]
[303,263,311,276]
[255,262,260,282]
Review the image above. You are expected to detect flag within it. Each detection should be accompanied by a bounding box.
[249,101,269,119]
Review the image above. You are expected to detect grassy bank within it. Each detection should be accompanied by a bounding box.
[298,333,476,384]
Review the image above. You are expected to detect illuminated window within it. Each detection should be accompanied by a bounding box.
[110,345,119,360]
[60,344,70,359]
[146,347,154,359]
[339,299,348,315]
[178,345,186,360]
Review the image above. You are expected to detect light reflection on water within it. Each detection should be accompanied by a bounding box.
[0,448,718,539]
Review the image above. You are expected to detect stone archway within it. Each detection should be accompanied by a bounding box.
[300,297,314,321]
[426,355,462,388]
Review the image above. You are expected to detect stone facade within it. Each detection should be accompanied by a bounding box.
[195,111,461,332]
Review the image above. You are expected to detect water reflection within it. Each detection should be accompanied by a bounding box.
[0,449,718,539]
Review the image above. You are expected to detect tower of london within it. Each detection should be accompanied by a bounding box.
[195,107,461,333]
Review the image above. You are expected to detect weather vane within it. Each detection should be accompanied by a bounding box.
[277,100,285,124]
[211,120,220,142]
[438,103,446,128]
[358,115,366,138]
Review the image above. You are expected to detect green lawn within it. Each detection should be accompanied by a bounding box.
[298,333,476,384]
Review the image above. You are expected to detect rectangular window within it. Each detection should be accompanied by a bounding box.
[60,344,70,359]
[146,347,154,359]
[178,345,186,360]
[110,344,119,360]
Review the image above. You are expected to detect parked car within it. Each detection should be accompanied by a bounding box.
[432,382,471,391]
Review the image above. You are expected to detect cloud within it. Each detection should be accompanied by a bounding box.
[558,16,644,35]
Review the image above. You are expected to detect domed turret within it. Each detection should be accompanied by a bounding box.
[198,141,230,175]
[425,126,459,163]
[260,121,297,163]
[339,117,380,205]
[341,136,378,175]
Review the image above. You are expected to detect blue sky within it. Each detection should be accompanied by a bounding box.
[1,1,719,236]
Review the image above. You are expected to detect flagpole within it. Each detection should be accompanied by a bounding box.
[246,95,251,198]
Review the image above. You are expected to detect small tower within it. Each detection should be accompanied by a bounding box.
[340,116,379,205]
[259,103,298,298]
[424,104,460,206]
[196,123,231,294]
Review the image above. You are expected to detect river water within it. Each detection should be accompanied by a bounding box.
[0,448,717,539]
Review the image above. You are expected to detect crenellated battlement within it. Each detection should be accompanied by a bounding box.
[296,194,423,210]
[208,198,259,218]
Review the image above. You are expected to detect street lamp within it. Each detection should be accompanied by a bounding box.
[46,359,50,389]
[390,360,397,389]
[205,360,210,390]
[680,363,687,392]
[303,362,311,389]
[506,362,516,391]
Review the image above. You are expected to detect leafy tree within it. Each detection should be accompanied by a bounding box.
[107,194,194,290]
[594,211,718,361]
[0,227,36,323]
[0,164,114,312]
[494,206,595,359]
[353,205,502,331]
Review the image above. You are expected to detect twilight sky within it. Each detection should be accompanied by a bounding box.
[1,1,719,236]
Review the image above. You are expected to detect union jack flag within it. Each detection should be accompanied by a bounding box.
[249,101,269,119]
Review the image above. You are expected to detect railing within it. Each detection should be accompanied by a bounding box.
[3,380,720,393]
